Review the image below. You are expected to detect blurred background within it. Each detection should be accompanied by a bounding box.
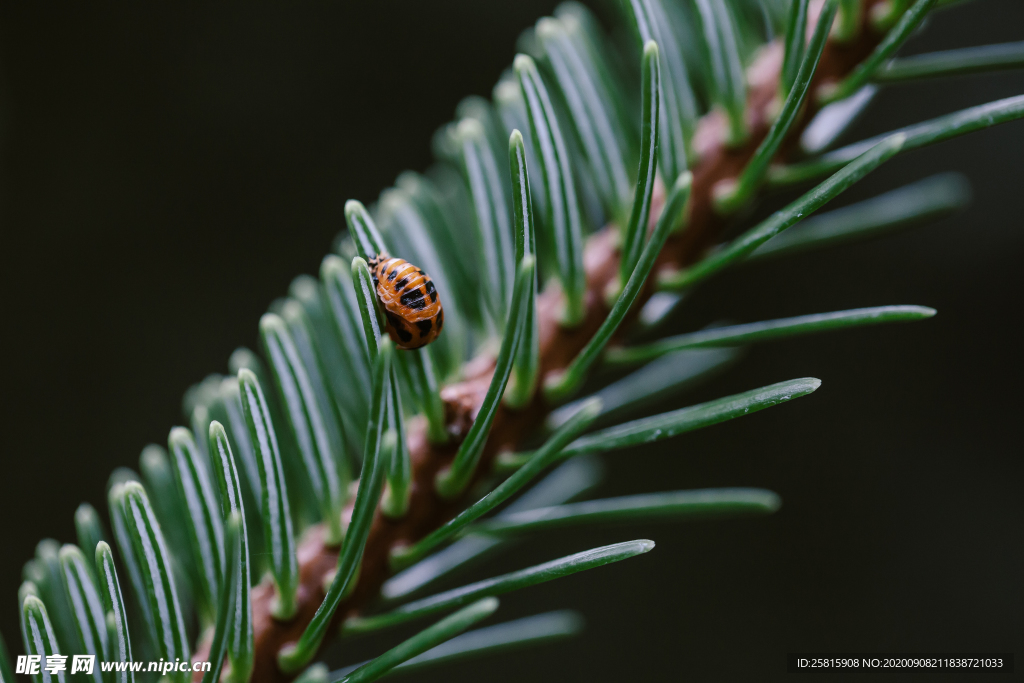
[0,1,1020,680]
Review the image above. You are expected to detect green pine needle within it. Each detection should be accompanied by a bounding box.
[168,426,226,616]
[606,305,936,366]
[662,134,905,290]
[345,200,388,262]
[874,40,1024,82]
[280,300,353,489]
[279,341,394,674]
[20,595,63,683]
[548,348,737,432]
[545,171,692,403]
[72,503,106,574]
[626,0,697,181]
[334,598,499,683]
[391,398,602,570]
[715,0,838,214]
[505,129,540,408]
[260,311,348,544]
[834,0,862,42]
[349,256,411,519]
[770,95,1024,187]
[820,0,938,104]
[436,257,535,499]
[319,255,373,417]
[344,540,653,635]
[333,610,582,678]
[114,482,191,683]
[56,546,106,683]
[395,350,447,444]
[95,542,134,683]
[202,513,243,683]
[209,422,255,683]
[0,627,15,683]
[694,0,748,143]
[382,458,603,601]
[238,368,298,620]
[457,118,515,323]
[620,40,661,285]
[505,377,820,468]
[513,54,587,326]
[106,481,157,647]
[473,488,781,535]
[749,172,970,260]
[781,0,811,94]
[536,16,632,216]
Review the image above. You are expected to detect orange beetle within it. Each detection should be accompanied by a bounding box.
[368,253,444,350]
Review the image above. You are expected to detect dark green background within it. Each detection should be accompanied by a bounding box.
[1,1,1021,679]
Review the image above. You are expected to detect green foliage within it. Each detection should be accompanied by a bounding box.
[626,0,697,180]
[457,119,515,322]
[72,504,106,575]
[546,171,691,402]
[202,513,243,683]
[209,423,255,683]
[436,257,535,499]
[749,173,970,260]
[504,377,819,469]
[112,482,190,683]
[505,131,541,407]
[514,54,587,324]
[260,314,347,544]
[821,0,937,103]
[0,629,15,683]
[392,398,602,570]
[334,599,499,683]
[715,0,838,213]
[770,95,1024,186]
[663,135,904,290]
[606,305,936,365]
[279,342,394,674]
[56,546,106,683]
[238,368,298,620]
[620,41,661,285]
[781,0,810,94]
[95,542,133,683]
[167,427,225,621]
[350,256,411,518]
[373,610,583,676]
[536,15,633,218]
[383,458,603,600]
[874,40,1024,81]
[14,2,1023,681]
[344,540,653,635]
[473,488,781,534]
[20,596,63,683]
[693,0,748,143]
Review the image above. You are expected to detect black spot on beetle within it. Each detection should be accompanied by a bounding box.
[388,269,398,282]
[416,319,432,335]
[424,280,437,302]
[386,311,413,342]
[400,290,426,310]
[436,310,443,330]
[394,277,409,291]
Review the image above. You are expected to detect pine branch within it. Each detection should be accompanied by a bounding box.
[208,4,904,682]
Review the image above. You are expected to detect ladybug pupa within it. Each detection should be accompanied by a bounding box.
[368,253,445,350]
